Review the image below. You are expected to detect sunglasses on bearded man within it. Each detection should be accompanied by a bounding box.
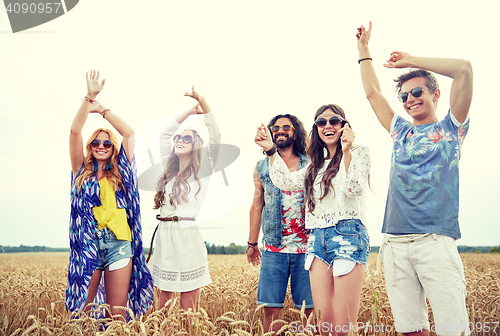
[271,124,295,133]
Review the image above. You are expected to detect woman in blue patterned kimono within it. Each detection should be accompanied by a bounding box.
[66,70,153,321]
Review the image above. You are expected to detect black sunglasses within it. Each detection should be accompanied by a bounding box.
[398,87,424,103]
[91,139,113,149]
[315,116,346,128]
[173,134,194,144]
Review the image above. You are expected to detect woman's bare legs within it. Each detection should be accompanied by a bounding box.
[309,259,335,333]
[67,269,103,319]
[159,290,175,316]
[309,259,365,336]
[104,258,132,322]
[179,288,200,313]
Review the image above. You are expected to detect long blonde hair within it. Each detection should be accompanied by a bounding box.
[153,129,203,209]
[75,129,124,192]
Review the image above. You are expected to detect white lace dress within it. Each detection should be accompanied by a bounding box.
[269,146,371,229]
[150,112,220,292]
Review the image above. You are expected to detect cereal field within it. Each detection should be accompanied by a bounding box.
[0,253,498,335]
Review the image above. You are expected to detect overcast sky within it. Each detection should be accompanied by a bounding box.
[1,0,498,249]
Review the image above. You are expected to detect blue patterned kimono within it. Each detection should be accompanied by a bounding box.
[65,144,154,318]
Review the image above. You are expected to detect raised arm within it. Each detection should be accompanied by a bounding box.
[357,22,395,132]
[185,86,221,171]
[69,70,105,175]
[89,100,135,164]
[385,52,473,123]
[254,123,306,191]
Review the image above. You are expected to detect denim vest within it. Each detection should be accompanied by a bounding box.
[256,152,308,246]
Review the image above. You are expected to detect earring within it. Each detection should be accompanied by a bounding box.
[105,162,111,171]
[93,160,98,172]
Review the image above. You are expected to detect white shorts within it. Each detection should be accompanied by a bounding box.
[381,234,469,336]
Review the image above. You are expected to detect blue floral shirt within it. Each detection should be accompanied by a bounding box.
[382,110,469,238]
[65,144,154,318]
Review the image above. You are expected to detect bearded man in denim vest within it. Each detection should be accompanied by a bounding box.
[247,114,313,335]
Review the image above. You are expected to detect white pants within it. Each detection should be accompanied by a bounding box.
[381,234,469,336]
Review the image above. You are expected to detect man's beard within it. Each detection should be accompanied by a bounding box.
[274,134,294,149]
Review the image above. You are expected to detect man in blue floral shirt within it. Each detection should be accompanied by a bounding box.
[357,23,473,336]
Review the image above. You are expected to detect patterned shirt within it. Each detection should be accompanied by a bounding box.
[270,146,371,229]
[263,190,308,253]
[382,110,470,238]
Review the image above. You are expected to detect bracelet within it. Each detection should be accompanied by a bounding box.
[358,57,373,64]
[265,146,276,156]
[83,96,95,103]
[247,241,258,246]
[101,109,110,119]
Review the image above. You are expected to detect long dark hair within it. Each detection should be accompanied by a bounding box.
[304,104,347,214]
[266,114,308,156]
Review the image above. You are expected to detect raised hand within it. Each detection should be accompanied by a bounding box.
[384,51,413,69]
[184,85,201,101]
[184,86,210,114]
[340,124,355,153]
[88,101,106,114]
[86,70,105,99]
[356,21,372,49]
[254,123,273,151]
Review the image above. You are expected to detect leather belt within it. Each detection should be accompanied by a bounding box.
[155,214,196,222]
[146,214,196,263]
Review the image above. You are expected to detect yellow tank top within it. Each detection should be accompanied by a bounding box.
[93,178,131,241]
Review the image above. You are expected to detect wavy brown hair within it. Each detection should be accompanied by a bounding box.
[304,104,348,215]
[153,129,203,210]
[266,114,308,156]
[75,129,124,192]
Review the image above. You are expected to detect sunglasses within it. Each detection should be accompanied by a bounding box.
[315,116,346,128]
[271,124,295,133]
[91,139,113,149]
[398,87,424,103]
[173,134,194,144]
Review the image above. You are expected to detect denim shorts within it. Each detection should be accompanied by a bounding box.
[257,251,314,308]
[306,219,370,268]
[95,228,133,271]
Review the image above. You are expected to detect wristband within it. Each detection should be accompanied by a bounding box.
[358,57,373,64]
[101,109,110,119]
[83,96,95,103]
[247,241,258,246]
[265,146,276,156]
